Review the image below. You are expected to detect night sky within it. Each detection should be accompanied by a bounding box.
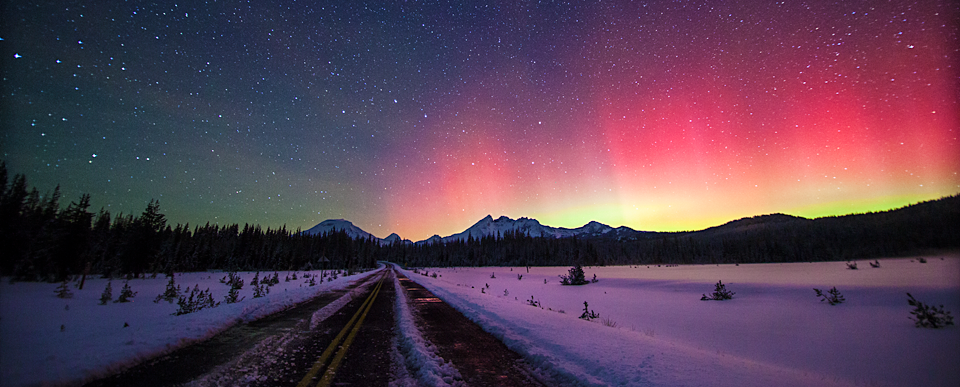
[2,0,957,241]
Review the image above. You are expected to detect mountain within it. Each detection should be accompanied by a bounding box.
[303,219,378,240]
[436,215,631,243]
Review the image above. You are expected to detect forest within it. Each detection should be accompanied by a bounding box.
[2,161,958,282]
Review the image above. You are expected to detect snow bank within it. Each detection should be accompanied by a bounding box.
[0,268,377,387]
[391,270,465,387]
[403,256,960,387]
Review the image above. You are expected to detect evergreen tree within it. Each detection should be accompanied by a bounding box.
[115,281,138,302]
[99,281,113,305]
[54,279,74,298]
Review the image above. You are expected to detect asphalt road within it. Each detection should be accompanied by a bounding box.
[83,266,550,386]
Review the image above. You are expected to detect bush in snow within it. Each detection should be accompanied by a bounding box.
[517,274,523,280]
[99,281,113,305]
[917,257,927,263]
[253,283,269,298]
[600,317,618,328]
[490,272,496,279]
[250,271,260,286]
[55,280,74,299]
[308,276,317,286]
[869,260,881,268]
[559,265,589,285]
[224,271,244,290]
[115,281,138,303]
[846,261,858,270]
[154,275,181,303]
[175,286,219,315]
[701,280,735,300]
[526,295,541,308]
[591,273,598,283]
[907,293,954,328]
[269,272,280,285]
[223,287,244,304]
[579,301,600,321]
[814,287,845,305]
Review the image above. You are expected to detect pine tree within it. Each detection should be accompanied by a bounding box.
[115,281,138,302]
[54,279,74,298]
[559,265,588,285]
[99,281,113,305]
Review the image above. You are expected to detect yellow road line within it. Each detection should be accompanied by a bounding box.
[296,272,385,387]
[317,277,383,386]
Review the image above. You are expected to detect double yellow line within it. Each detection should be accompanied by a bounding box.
[297,272,386,387]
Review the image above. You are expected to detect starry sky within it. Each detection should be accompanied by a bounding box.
[1,0,957,242]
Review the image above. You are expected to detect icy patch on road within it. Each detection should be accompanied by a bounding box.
[391,271,465,387]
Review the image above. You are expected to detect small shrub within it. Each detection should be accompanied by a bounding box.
[701,280,735,301]
[579,301,600,321]
[517,274,523,280]
[224,272,244,290]
[55,280,74,299]
[814,287,845,305]
[224,287,244,304]
[490,272,496,279]
[431,272,438,278]
[907,293,954,328]
[308,277,317,286]
[250,272,260,286]
[115,282,138,303]
[99,281,113,305]
[846,261,858,270]
[154,275,181,303]
[175,286,219,315]
[526,295,541,308]
[600,317,618,328]
[559,265,588,285]
[918,257,927,263]
[253,283,269,298]
[503,289,509,297]
[591,274,598,283]
[869,260,880,268]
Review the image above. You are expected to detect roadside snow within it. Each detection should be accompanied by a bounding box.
[391,269,465,387]
[0,268,376,387]
[402,255,960,387]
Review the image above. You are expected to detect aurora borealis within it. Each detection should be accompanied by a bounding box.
[1,0,957,242]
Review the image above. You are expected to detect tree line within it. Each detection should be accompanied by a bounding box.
[0,163,379,282]
[2,161,958,281]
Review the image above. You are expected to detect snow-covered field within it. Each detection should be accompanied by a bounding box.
[0,268,377,387]
[401,255,960,387]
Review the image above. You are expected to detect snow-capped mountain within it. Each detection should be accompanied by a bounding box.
[437,215,629,243]
[304,216,639,245]
[382,233,404,244]
[302,219,378,240]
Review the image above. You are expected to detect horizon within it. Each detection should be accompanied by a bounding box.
[3,0,957,242]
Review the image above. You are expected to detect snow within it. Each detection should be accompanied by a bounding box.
[400,255,960,387]
[438,215,622,243]
[391,270,464,386]
[0,268,376,387]
[4,257,957,387]
[303,218,379,240]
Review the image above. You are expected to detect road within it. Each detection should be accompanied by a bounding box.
[84,265,551,386]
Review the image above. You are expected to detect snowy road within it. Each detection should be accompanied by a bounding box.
[81,265,548,386]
